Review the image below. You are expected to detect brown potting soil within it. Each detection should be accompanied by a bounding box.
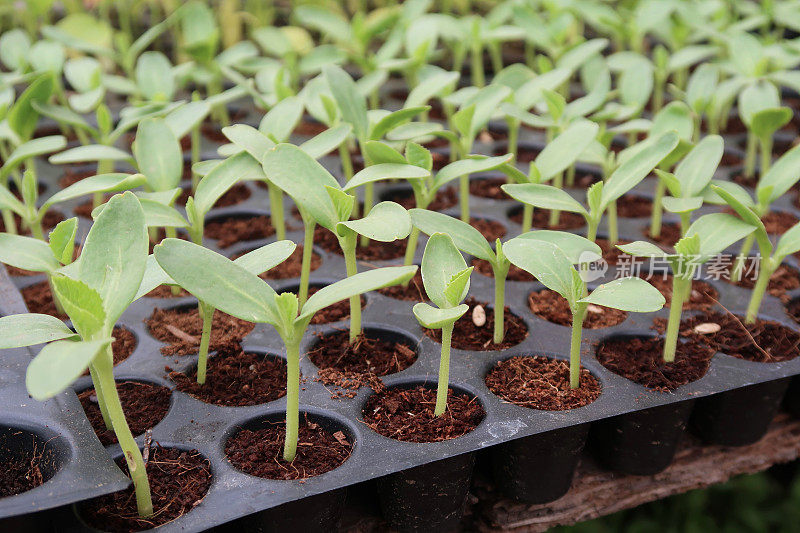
[297,286,366,325]
[377,270,427,301]
[596,336,714,391]
[80,327,137,376]
[144,285,190,298]
[78,446,211,532]
[472,257,536,282]
[723,208,799,235]
[596,238,633,265]
[241,244,322,279]
[225,418,352,479]
[469,177,509,199]
[528,290,627,328]
[176,182,251,208]
[485,356,601,410]
[362,386,485,442]
[730,170,760,188]
[0,210,64,234]
[204,214,275,248]
[641,274,719,311]
[470,217,507,241]
[721,260,800,301]
[509,207,585,230]
[78,381,171,445]
[385,186,458,211]
[313,226,407,261]
[720,150,743,167]
[59,168,94,188]
[614,195,653,218]
[169,349,287,406]
[657,311,800,363]
[146,306,254,356]
[21,280,66,318]
[644,222,682,248]
[0,441,50,497]
[424,297,528,351]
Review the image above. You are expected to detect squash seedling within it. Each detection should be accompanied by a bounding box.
[505,238,665,388]
[711,184,800,324]
[412,232,472,416]
[0,192,155,517]
[345,140,511,268]
[154,238,417,461]
[503,132,679,243]
[618,213,756,362]
[262,143,413,341]
[737,80,793,180]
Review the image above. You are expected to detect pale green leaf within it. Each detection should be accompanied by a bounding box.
[0,314,78,349]
[26,338,112,400]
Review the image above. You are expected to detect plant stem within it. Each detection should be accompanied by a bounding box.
[191,122,201,191]
[570,305,587,389]
[548,171,563,227]
[492,265,508,345]
[565,164,576,187]
[359,182,374,248]
[521,204,533,233]
[607,200,618,244]
[196,301,214,385]
[87,363,111,429]
[267,182,286,241]
[283,337,301,462]
[587,218,598,242]
[663,276,690,363]
[94,345,153,517]
[650,179,665,237]
[459,174,470,222]
[341,234,361,343]
[731,233,755,282]
[760,136,773,176]
[744,131,757,179]
[298,218,316,307]
[435,322,454,417]
[745,258,774,324]
[403,227,420,268]
[679,212,691,236]
[506,118,519,161]
[1,209,16,235]
[470,43,485,87]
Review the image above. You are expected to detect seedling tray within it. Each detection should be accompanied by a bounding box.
[4,98,800,532]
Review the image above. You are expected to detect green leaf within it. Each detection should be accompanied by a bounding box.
[50,276,106,338]
[299,124,352,159]
[0,186,25,217]
[259,96,304,143]
[164,101,211,139]
[0,29,30,71]
[181,0,219,63]
[0,234,59,273]
[685,213,756,259]
[775,222,800,260]
[757,143,800,205]
[617,240,671,258]
[432,154,513,192]
[661,196,704,214]
[324,65,368,143]
[79,192,148,330]
[412,302,469,329]
[601,132,679,208]
[43,173,147,211]
[93,198,187,228]
[685,63,718,114]
[650,101,693,139]
[370,106,428,141]
[262,144,340,231]
[299,265,418,322]
[155,238,278,324]
[26,338,112,401]
[502,183,589,216]
[580,277,665,312]
[511,230,601,263]
[674,135,723,197]
[0,314,78,349]
[535,120,599,180]
[504,239,577,303]
[345,163,430,191]
[421,232,470,309]
[233,240,297,275]
[222,124,275,162]
[363,140,406,165]
[738,80,779,126]
[48,218,78,265]
[557,39,608,73]
[195,152,258,216]
[338,201,411,242]
[750,107,793,140]
[0,136,67,181]
[136,51,174,102]
[405,69,459,108]
[409,208,494,262]
[133,118,182,192]
[386,122,447,142]
[8,73,54,141]
[32,102,93,133]
[49,144,133,165]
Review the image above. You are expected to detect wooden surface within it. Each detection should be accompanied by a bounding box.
[340,413,800,532]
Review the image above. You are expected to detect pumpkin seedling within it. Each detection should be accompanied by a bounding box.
[262,143,412,340]
[154,238,416,461]
[503,132,679,242]
[505,238,665,388]
[412,232,472,416]
[618,213,756,362]
[737,80,793,180]
[0,192,156,517]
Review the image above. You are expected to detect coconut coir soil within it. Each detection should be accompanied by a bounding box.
[424,297,528,351]
[146,306,254,356]
[528,290,627,328]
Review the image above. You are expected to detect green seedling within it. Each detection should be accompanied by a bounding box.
[262,143,412,340]
[154,238,416,461]
[738,80,793,180]
[505,238,665,388]
[0,192,156,517]
[503,132,679,243]
[412,232,472,416]
[619,213,756,362]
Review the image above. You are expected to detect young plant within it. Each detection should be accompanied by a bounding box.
[737,80,793,180]
[503,132,679,243]
[711,184,800,324]
[412,232,472,416]
[505,238,665,388]
[154,238,416,461]
[0,192,155,517]
[262,144,412,341]
[618,213,756,362]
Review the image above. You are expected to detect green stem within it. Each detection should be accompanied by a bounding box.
[339,143,354,182]
[1,209,17,235]
[760,136,772,177]
[587,217,598,242]
[744,131,757,179]
[341,235,361,343]
[459,174,470,222]
[507,119,519,161]
[653,78,664,113]
[492,265,508,345]
[403,227,420,269]
[746,259,773,324]
[298,219,316,307]
[521,204,533,233]
[196,301,214,385]
[267,182,286,241]
[359,182,374,248]
[86,362,112,430]
[570,305,587,389]
[565,164,576,188]
[470,44,485,87]
[650,179,665,237]
[732,233,755,282]
[283,337,301,462]
[191,122,201,191]
[663,276,690,363]
[607,200,618,244]
[434,322,454,417]
[679,212,691,236]
[548,171,563,227]
[94,345,153,517]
